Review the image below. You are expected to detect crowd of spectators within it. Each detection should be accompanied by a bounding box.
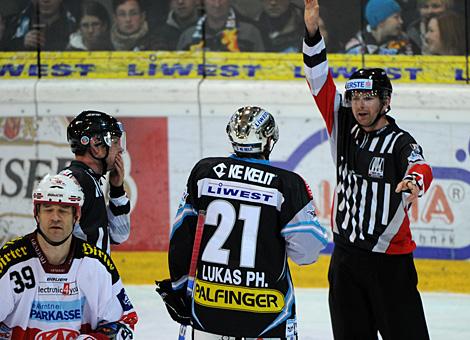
[0,0,468,55]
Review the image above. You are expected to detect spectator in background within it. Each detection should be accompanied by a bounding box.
[160,0,200,50]
[0,0,29,20]
[425,10,465,55]
[67,0,113,51]
[256,0,304,52]
[0,12,5,50]
[140,0,170,32]
[177,0,264,52]
[312,0,362,54]
[317,14,328,47]
[345,0,418,55]
[2,0,76,51]
[407,0,452,54]
[231,0,264,19]
[111,0,166,50]
[396,0,418,27]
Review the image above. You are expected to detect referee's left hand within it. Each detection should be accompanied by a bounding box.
[395,179,419,205]
[110,153,125,187]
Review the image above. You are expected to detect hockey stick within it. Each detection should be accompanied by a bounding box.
[178,209,206,340]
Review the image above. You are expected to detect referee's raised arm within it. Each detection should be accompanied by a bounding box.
[304,0,320,37]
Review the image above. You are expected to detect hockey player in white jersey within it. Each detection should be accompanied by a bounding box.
[0,174,137,339]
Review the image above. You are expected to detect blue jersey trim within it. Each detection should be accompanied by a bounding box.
[229,154,270,165]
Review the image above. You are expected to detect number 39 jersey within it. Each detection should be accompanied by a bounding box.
[0,233,137,339]
[169,155,328,338]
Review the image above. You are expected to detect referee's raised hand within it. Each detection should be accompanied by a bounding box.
[304,0,320,37]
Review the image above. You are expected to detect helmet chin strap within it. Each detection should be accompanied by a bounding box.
[359,100,389,129]
[36,224,73,246]
[90,145,109,175]
[35,214,78,247]
[262,137,276,160]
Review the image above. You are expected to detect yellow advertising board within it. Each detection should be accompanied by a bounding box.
[0,51,468,83]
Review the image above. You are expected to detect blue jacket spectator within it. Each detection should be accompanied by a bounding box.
[345,0,419,55]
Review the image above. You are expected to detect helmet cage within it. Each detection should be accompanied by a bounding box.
[226,106,279,156]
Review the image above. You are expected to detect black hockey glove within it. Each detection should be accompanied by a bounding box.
[95,321,133,340]
[155,279,191,326]
[79,321,133,340]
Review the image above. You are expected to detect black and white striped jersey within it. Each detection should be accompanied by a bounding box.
[303,29,433,254]
[169,155,328,338]
[61,161,131,254]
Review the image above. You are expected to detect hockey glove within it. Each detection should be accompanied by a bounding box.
[85,321,134,340]
[155,279,191,325]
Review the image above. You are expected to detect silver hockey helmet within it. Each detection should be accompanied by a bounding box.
[226,106,279,157]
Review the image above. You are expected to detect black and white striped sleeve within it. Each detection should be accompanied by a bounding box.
[107,184,131,244]
[303,28,329,96]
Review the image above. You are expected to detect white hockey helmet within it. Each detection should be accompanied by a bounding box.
[33,174,84,219]
[226,106,279,157]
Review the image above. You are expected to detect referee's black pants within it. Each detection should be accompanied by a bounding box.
[328,243,430,340]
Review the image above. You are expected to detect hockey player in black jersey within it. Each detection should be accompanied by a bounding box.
[61,110,131,254]
[157,106,328,339]
[303,1,433,339]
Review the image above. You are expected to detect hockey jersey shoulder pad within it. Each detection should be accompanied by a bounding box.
[77,240,120,284]
[0,235,34,279]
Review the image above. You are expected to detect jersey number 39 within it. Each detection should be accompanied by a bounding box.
[10,266,36,293]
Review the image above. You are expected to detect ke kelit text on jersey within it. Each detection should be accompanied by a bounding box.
[212,162,276,185]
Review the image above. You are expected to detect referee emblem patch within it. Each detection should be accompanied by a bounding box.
[368,157,384,178]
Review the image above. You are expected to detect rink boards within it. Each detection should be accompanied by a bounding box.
[0,52,468,83]
[1,77,469,292]
[112,252,470,294]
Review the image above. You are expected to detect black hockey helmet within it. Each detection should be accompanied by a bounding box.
[344,68,393,103]
[67,110,125,155]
